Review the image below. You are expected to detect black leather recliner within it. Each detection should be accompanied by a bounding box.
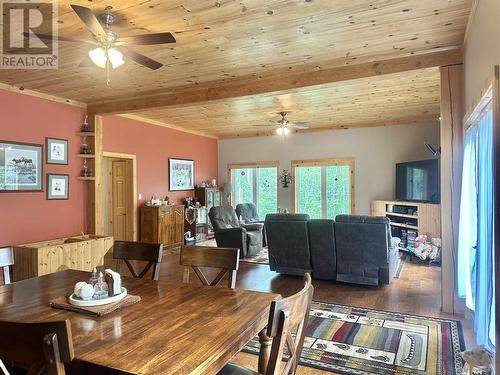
[265,214,312,276]
[208,206,263,258]
[235,203,267,246]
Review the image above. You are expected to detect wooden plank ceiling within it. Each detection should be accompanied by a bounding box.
[0,0,471,137]
[131,67,441,138]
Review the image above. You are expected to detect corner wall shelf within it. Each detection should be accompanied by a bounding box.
[76,132,95,137]
[77,176,95,181]
[77,154,95,159]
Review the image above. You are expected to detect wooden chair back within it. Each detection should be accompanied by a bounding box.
[0,320,73,375]
[113,241,163,280]
[265,273,314,375]
[0,247,14,285]
[180,245,239,288]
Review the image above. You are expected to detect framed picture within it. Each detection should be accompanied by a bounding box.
[47,174,69,200]
[46,138,68,165]
[169,158,194,191]
[0,141,43,192]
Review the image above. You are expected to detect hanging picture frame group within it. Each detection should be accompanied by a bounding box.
[0,141,43,192]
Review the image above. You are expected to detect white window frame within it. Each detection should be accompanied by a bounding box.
[227,161,280,215]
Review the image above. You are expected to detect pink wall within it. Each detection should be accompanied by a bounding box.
[103,116,218,206]
[0,89,86,246]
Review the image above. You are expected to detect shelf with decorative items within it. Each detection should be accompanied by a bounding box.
[77,115,96,180]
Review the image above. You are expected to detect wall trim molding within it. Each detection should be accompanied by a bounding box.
[118,114,218,139]
[0,81,86,108]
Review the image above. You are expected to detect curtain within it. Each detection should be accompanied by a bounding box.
[457,107,495,352]
[457,125,477,309]
[474,108,495,350]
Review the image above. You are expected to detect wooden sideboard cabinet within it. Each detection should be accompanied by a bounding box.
[13,235,113,281]
[140,205,185,251]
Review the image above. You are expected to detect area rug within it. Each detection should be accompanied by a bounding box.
[243,301,464,375]
[240,248,269,265]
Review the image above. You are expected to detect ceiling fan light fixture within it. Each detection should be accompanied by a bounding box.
[88,47,107,69]
[107,48,124,68]
[88,47,124,69]
[276,126,290,136]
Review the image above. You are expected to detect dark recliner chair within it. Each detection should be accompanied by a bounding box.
[265,214,312,276]
[334,215,399,286]
[209,206,263,258]
[235,203,267,246]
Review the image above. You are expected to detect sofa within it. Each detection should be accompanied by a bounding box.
[265,214,399,286]
[208,206,263,258]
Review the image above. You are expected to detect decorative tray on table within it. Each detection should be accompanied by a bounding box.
[69,287,127,307]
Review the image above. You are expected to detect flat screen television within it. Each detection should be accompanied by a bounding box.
[396,159,440,203]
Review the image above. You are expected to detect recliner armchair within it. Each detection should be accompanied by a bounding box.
[334,215,399,286]
[265,214,312,276]
[235,203,267,246]
[209,206,263,258]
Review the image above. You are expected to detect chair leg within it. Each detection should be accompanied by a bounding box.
[258,329,272,374]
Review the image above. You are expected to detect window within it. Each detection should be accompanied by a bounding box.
[228,162,279,219]
[292,159,354,219]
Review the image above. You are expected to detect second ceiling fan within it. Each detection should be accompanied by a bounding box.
[255,112,310,135]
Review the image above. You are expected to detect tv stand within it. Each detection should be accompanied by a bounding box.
[371,200,441,249]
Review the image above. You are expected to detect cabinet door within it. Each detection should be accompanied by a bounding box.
[214,191,221,207]
[174,207,184,246]
[207,190,214,209]
[158,213,171,246]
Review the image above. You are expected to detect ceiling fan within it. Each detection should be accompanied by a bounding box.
[24,4,176,83]
[255,112,310,135]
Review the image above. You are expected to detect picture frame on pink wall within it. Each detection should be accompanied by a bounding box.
[46,137,68,165]
[169,158,194,191]
[0,140,43,192]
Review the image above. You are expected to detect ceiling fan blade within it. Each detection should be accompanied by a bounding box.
[116,32,176,46]
[290,122,310,129]
[121,47,163,70]
[253,124,276,127]
[70,4,107,38]
[22,32,97,45]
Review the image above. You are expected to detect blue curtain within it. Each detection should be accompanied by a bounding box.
[457,126,477,309]
[457,107,495,351]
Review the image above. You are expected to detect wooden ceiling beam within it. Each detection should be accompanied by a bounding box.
[88,49,462,115]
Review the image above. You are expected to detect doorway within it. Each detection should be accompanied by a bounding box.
[103,152,137,241]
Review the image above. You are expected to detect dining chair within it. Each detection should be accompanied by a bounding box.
[218,273,314,375]
[0,247,14,285]
[113,241,163,280]
[0,320,73,375]
[180,245,240,288]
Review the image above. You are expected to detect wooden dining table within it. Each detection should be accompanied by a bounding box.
[0,270,280,374]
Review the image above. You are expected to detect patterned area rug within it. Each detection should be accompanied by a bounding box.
[243,302,464,375]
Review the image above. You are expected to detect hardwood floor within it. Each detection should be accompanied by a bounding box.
[105,251,475,375]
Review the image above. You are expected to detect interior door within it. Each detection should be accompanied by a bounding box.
[111,160,129,240]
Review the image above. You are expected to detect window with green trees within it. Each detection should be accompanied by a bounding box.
[294,159,353,219]
[231,163,278,219]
